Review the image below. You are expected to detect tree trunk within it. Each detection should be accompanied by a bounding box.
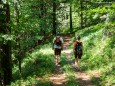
[14,0,22,76]
[80,0,83,29]
[40,0,46,36]
[52,0,56,35]
[0,3,12,85]
[70,3,73,33]
[0,1,3,85]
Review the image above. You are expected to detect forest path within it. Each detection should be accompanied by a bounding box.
[49,34,99,86]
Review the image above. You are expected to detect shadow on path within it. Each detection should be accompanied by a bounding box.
[49,64,67,86]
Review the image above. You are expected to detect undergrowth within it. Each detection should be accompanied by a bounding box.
[72,23,115,85]
[10,44,55,86]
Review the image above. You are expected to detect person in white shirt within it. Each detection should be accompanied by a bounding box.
[52,32,64,65]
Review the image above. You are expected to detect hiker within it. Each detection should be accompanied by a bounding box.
[52,32,64,65]
[73,36,83,69]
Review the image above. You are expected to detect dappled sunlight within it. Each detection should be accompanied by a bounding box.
[63,48,72,54]
[50,74,67,85]
[39,48,53,55]
[1,0,114,85]
[81,28,105,66]
[88,70,101,78]
[29,48,53,57]
[75,71,97,86]
[82,29,102,43]
[75,72,90,80]
[12,44,55,84]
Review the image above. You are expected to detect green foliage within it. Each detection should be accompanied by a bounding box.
[73,21,115,85]
[8,0,56,76]
[81,2,115,27]
[11,44,55,85]
[94,62,115,86]
[11,77,53,86]
[0,14,6,20]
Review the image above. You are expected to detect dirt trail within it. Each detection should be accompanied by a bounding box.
[50,34,98,86]
[49,66,66,86]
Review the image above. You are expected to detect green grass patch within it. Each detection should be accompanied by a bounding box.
[11,44,55,86]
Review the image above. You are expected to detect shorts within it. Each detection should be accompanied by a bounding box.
[54,48,61,55]
[75,53,82,59]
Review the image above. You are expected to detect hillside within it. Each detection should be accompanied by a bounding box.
[10,23,115,86]
[73,23,115,86]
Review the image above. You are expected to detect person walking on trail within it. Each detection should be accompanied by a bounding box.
[52,32,64,65]
[73,36,83,70]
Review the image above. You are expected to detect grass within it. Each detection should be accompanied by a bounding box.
[11,44,55,86]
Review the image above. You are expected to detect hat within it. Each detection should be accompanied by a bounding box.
[56,32,60,35]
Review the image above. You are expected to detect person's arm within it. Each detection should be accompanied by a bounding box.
[81,42,83,54]
[61,37,64,50]
[61,43,63,50]
[52,38,55,50]
[52,43,54,50]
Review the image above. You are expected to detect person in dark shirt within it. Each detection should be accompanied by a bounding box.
[73,36,83,70]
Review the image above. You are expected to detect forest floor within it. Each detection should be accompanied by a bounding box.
[49,34,100,86]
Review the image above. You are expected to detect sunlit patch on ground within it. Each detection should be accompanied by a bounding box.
[50,74,67,85]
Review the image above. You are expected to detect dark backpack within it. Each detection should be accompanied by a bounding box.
[55,37,62,46]
[75,41,83,55]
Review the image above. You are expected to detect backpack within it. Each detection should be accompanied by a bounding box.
[75,41,83,55]
[55,37,62,46]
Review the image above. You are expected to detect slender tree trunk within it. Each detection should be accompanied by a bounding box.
[0,1,2,85]
[70,3,73,33]
[18,39,22,77]
[0,3,12,85]
[43,2,46,36]
[14,0,19,23]
[84,1,87,27]
[52,0,56,35]
[14,0,22,77]
[40,0,46,36]
[40,0,44,18]
[80,0,83,29]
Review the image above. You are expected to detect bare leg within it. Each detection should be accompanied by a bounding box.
[57,50,61,64]
[77,58,80,69]
[58,55,61,63]
[56,55,59,65]
[75,58,77,67]
[55,55,58,65]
